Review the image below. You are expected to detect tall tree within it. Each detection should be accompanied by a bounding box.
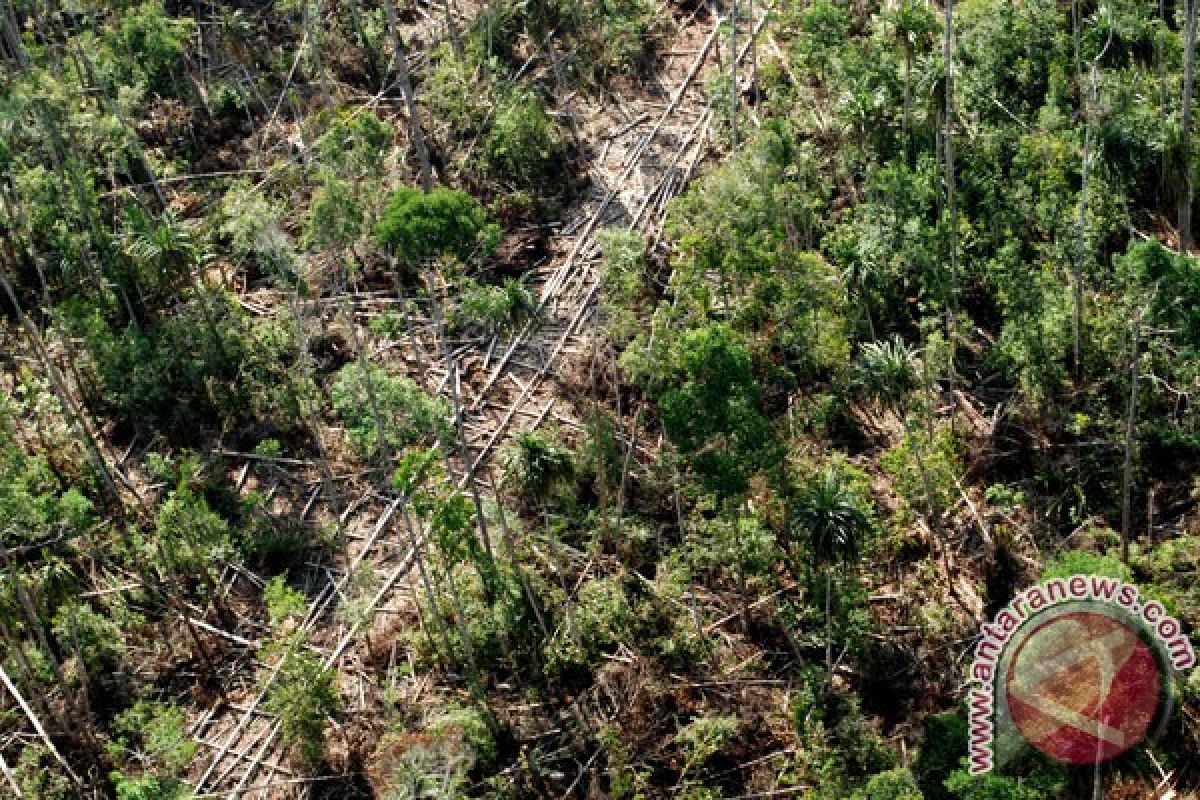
[383,0,434,191]
[792,468,871,674]
[1181,0,1198,251]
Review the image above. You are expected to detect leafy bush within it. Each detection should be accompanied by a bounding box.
[264,575,307,628]
[881,426,963,522]
[544,576,633,674]
[101,1,194,94]
[71,290,304,438]
[654,323,774,497]
[376,187,500,267]
[1040,548,1128,581]
[316,109,394,177]
[153,485,232,579]
[107,700,196,799]
[851,768,924,800]
[330,362,452,459]
[448,277,535,335]
[598,228,648,346]
[305,175,365,253]
[218,182,301,283]
[110,701,197,774]
[483,91,564,188]
[501,430,576,504]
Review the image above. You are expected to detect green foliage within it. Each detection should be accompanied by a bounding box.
[545,576,633,674]
[855,336,920,410]
[675,714,738,783]
[117,207,203,310]
[264,575,307,628]
[599,228,649,346]
[262,640,342,766]
[851,768,924,800]
[217,182,300,282]
[1040,548,1128,580]
[943,762,1067,800]
[914,711,966,800]
[665,122,847,380]
[653,323,773,497]
[374,705,494,799]
[881,426,963,522]
[331,362,452,459]
[153,485,231,579]
[70,290,304,438]
[52,602,124,683]
[0,432,94,546]
[111,700,197,775]
[793,686,896,795]
[305,175,364,253]
[376,187,500,267]
[101,1,194,94]
[448,277,535,335]
[502,430,576,503]
[110,774,192,800]
[483,91,564,188]
[427,43,498,137]
[11,745,75,799]
[316,110,394,177]
[792,466,875,569]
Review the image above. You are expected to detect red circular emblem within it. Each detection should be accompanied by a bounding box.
[1004,610,1161,764]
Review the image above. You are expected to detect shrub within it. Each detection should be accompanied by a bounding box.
[330,362,452,459]
[263,642,342,767]
[376,187,500,267]
[218,183,300,283]
[544,576,633,674]
[305,175,365,253]
[153,485,231,579]
[102,1,194,94]
[483,91,564,188]
[316,110,394,177]
[110,701,197,775]
[880,426,963,522]
[72,290,304,438]
[264,575,307,628]
[598,228,647,346]
[851,768,924,800]
[1040,548,1128,581]
[448,277,535,335]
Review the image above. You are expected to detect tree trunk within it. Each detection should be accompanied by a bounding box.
[1180,0,1197,251]
[1,0,27,70]
[1120,312,1142,565]
[942,0,958,370]
[729,0,738,145]
[824,565,833,674]
[0,663,82,788]
[383,0,434,191]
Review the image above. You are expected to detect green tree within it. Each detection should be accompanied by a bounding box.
[656,323,773,498]
[375,187,500,268]
[791,467,873,673]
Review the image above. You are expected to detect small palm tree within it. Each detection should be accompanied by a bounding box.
[502,431,574,507]
[792,467,872,673]
[119,209,202,306]
[855,335,920,414]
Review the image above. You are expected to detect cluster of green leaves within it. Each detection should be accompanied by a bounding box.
[259,577,342,767]
[376,187,501,269]
[331,362,452,459]
[65,289,307,439]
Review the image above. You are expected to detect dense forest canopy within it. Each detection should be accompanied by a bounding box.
[1,0,1200,797]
